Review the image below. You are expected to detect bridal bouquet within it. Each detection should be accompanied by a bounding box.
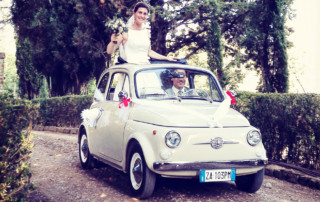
[105,16,128,34]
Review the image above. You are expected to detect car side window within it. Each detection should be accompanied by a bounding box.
[97,73,109,94]
[209,77,223,101]
[123,75,130,93]
[94,73,109,102]
[107,72,130,101]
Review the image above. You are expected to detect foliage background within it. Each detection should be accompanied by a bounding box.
[234,92,320,169]
[3,54,19,96]
[0,94,38,201]
[32,95,92,127]
[10,0,293,98]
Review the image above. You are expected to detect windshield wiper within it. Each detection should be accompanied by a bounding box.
[143,93,167,97]
[162,95,182,101]
[183,96,214,103]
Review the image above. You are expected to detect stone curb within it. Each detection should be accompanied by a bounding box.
[32,125,320,190]
[33,125,78,135]
[265,164,320,190]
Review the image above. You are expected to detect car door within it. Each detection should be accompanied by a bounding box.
[93,71,131,162]
[88,72,109,155]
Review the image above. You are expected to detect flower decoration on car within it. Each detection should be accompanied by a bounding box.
[119,96,131,108]
[226,90,237,105]
[81,108,103,128]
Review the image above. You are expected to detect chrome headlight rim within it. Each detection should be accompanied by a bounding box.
[247,129,262,146]
[165,130,181,148]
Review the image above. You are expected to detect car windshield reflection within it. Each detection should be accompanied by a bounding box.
[135,68,223,101]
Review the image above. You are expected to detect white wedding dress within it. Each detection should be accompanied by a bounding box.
[119,28,151,64]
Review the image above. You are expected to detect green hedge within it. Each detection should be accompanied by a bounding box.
[234,92,320,169]
[32,95,93,127]
[0,94,38,201]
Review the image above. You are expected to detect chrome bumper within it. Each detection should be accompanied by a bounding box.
[153,159,268,171]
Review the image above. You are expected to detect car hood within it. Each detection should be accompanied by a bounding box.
[131,99,250,127]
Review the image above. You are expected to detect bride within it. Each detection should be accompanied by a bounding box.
[106,2,177,64]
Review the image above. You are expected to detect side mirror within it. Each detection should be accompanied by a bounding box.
[228,90,237,97]
[118,90,128,101]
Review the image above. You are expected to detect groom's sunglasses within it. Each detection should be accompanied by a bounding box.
[164,70,186,78]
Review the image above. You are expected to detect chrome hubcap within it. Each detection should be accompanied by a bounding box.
[133,160,142,184]
[130,153,143,190]
[80,135,88,162]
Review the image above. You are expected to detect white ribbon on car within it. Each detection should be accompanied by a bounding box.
[210,92,232,127]
[81,108,103,128]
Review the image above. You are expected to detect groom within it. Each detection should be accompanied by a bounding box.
[165,69,189,96]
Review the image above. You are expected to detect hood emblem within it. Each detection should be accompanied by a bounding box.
[193,138,239,148]
[211,137,223,149]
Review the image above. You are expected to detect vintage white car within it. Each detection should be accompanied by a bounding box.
[78,62,268,199]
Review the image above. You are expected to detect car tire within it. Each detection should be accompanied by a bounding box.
[128,143,156,199]
[79,132,95,169]
[235,168,265,193]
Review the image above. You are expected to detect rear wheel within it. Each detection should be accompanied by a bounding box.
[235,168,265,193]
[79,132,95,169]
[128,143,156,199]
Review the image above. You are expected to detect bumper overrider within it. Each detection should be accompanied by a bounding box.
[153,159,268,171]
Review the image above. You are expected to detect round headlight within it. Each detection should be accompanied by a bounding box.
[247,130,261,146]
[165,131,181,148]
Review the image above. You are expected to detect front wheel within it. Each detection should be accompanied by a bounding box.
[79,132,95,169]
[128,144,156,199]
[235,168,265,193]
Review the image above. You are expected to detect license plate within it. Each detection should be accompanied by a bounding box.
[199,169,236,182]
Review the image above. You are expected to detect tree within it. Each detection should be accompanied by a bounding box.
[3,54,19,97]
[206,0,226,87]
[16,37,42,99]
[11,0,293,96]
[214,0,293,92]
[147,0,292,91]
[12,0,113,96]
[241,0,292,92]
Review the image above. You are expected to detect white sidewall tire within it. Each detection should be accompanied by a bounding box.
[80,134,88,163]
[130,152,143,190]
[128,143,156,199]
[79,132,95,169]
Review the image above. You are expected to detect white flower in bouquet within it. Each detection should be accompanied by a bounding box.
[105,16,128,34]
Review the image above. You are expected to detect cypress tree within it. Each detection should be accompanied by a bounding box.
[242,0,291,92]
[16,37,42,99]
[206,3,225,87]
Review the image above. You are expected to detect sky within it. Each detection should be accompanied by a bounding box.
[0,0,15,54]
[0,0,319,93]
[286,0,320,93]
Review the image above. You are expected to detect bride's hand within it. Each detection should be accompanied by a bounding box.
[166,56,179,62]
[111,33,123,44]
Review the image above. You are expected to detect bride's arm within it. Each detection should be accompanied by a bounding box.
[106,33,123,54]
[148,47,178,61]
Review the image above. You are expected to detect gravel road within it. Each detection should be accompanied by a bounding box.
[27,131,320,202]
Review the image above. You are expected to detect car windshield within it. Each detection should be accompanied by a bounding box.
[135,68,223,101]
